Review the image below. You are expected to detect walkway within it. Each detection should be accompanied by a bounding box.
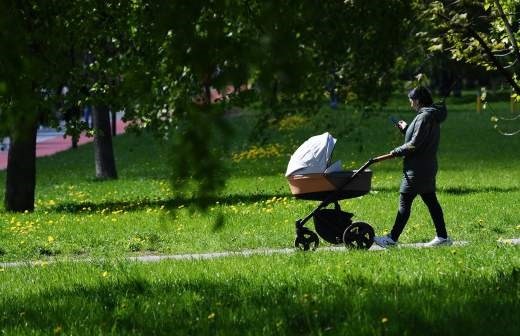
[0,116,126,170]
[2,239,519,269]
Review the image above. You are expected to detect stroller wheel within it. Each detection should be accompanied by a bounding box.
[294,228,319,251]
[343,222,374,250]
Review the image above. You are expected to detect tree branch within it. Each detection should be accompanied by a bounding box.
[466,27,520,94]
[493,0,520,65]
[437,11,520,95]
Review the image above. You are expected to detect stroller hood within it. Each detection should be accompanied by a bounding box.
[285,132,340,176]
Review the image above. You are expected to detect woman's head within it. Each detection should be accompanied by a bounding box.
[408,86,433,110]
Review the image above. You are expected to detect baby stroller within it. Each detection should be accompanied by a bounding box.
[286,132,390,251]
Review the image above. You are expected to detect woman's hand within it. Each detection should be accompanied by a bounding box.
[397,120,407,131]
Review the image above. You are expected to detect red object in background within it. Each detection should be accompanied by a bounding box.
[0,118,126,170]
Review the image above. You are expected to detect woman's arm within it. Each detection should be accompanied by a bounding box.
[391,113,432,157]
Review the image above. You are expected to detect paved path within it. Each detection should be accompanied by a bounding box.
[2,239,519,269]
[0,116,126,170]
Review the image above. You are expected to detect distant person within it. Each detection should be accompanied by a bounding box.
[83,105,92,127]
[80,85,92,128]
[374,86,451,247]
[326,71,339,109]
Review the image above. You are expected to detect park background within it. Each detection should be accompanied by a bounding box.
[1,1,519,335]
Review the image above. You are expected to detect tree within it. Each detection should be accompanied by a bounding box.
[1,0,415,211]
[0,1,79,211]
[0,0,135,211]
[93,105,117,179]
[65,1,140,179]
[420,0,520,133]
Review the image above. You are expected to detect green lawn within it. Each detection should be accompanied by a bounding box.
[0,96,519,335]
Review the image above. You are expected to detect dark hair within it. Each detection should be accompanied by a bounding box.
[408,86,433,107]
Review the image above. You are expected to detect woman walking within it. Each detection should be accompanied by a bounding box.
[374,86,451,247]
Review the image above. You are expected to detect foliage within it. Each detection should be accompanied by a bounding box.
[0,0,132,129]
[0,1,422,210]
[168,103,233,207]
[123,0,413,123]
[422,1,519,80]
[0,1,74,136]
[0,1,140,211]
[418,0,520,133]
[115,0,415,203]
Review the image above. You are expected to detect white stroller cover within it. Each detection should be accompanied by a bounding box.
[285,132,342,176]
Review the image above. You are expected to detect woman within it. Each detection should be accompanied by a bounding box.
[374,86,451,247]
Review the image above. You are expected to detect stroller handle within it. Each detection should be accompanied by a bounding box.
[370,153,394,164]
[350,154,394,180]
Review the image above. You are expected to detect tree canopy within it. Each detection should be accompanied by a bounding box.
[1,0,414,211]
[418,0,520,134]
[420,0,519,94]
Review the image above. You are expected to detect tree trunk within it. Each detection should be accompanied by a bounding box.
[4,121,38,212]
[111,110,117,136]
[93,105,117,179]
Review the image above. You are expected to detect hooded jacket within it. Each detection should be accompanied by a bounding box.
[391,103,447,193]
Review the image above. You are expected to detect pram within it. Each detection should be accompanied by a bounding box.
[286,132,391,251]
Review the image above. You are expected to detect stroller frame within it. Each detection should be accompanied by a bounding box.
[294,158,380,251]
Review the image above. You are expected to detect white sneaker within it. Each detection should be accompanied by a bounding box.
[374,235,397,248]
[424,236,452,247]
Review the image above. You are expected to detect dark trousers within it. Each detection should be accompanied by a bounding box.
[390,192,447,241]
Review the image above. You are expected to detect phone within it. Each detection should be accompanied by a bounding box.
[389,115,406,134]
[389,115,399,126]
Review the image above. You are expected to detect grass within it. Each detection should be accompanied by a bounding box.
[0,247,518,335]
[0,94,519,335]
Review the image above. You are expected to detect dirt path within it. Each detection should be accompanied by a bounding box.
[9,239,520,269]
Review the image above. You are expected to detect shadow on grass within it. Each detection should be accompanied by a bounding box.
[50,193,296,214]
[440,186,520,195]
[0,268,518,335]
[371,186,520,195]
[48,184,520,214]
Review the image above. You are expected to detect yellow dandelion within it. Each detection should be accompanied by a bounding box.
[47,236,55,243]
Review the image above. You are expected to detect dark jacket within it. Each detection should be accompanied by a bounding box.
[391,104,447,194]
